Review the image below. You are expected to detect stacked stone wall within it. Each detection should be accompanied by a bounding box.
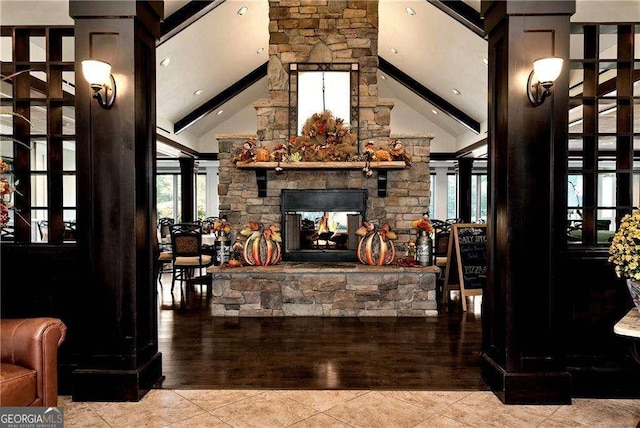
[258,0,391,142]
[217,133,433,248]
[208,263,439,317]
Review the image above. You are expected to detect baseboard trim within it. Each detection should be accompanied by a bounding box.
[481,353,572,404]
[71,352,162,402]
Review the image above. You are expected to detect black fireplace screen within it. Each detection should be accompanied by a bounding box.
[281,189,367,262]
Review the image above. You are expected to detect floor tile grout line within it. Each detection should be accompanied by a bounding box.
[273,389,373,413]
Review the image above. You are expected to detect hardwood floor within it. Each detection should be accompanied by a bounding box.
[156,276,487,391]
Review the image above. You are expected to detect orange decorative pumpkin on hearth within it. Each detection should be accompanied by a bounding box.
[355,221,397,265]
[240,221,282,266]
[255,146,270,162]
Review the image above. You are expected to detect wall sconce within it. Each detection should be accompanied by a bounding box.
[527,57,563,107]
[81,59,116,109]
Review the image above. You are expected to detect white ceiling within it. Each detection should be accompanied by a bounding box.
[157,0,488,148]
[1,0,639,156]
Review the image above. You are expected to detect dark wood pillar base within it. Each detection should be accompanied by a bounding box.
[481,353,571,405]
[71,352,163,402]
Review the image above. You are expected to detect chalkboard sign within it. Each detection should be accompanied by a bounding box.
[442,223,487,311]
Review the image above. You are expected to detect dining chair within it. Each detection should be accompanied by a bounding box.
[169,223,213,305]
[201,216,218,234]
[156,228,173,290]
[37,220,48,241]
[0,225,14,240]
[157,217,174,248]
[63,221,76,241]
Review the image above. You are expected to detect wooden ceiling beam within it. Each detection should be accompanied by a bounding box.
[379,56,481,134]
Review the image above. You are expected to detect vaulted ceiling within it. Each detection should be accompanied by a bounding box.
[156,0,488,155]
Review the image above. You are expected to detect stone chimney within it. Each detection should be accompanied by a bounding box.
[255,0,392,143]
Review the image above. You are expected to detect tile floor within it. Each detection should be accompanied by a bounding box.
[59,389,640,427]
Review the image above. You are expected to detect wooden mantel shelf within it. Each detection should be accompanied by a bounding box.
[235,161,407,170]
[235,161,408,197]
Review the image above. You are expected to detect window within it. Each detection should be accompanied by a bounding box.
[447,173,457,219]
[157,173,180,221]
[429,173,435,217]
[471,173,487,223]
[196,172,206,220]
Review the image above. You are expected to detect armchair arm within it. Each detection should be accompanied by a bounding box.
[1,318,67,407]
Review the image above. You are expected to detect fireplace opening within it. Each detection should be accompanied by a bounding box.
[281,189,367,262]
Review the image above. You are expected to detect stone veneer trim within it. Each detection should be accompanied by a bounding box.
[207,262,440,317]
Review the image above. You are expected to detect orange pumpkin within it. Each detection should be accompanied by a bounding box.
[255,147,270,162]
[356,231,396,265]
[243,233,282,266]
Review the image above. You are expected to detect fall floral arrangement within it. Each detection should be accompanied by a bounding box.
[412,214,434,235]
[289,110,359,162]
[609,209,640,280]
[211,217,232,235]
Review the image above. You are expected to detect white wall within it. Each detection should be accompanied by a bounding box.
[456,120,488,153]
[432,166,451,221]
[387,97,458,153]
[157,117,200,151]
[573,0,640,22]
[202,161,220,217]
[199,104,258,151]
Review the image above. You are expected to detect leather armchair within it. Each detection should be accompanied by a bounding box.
[0,318,67,407]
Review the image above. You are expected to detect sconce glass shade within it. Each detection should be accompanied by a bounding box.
[527,57,564,107]
[81,60,112,85]
[532,57,564,84]
[81,59,116,109]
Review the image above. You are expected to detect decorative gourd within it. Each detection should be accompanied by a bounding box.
[240,221,282,266]
[255,146,270,162]
[355,221,397,266]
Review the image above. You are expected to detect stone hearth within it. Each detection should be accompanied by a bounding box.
[207,262,439,317]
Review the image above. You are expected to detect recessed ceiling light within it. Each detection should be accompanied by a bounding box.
[405,7,416,16]
[390,47,399,55]
[237,6,248,15]
[431,109,438,115]
[193,89,203,96]
[482,58,488,66]
[160,57,172,67]
[217,110,223,115]
[256,47,264,54]
[452,88,461,95]
[380,74,387,80]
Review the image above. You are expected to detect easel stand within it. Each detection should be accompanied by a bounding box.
[441,223,487,311]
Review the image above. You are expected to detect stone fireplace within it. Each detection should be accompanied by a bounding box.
[210,0,438,317]
[218,0,434,250]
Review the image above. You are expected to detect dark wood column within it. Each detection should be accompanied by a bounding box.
[179,157,196,222]
[457,158,473,222]
[481,0,574,404]
[70,1,163,401]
